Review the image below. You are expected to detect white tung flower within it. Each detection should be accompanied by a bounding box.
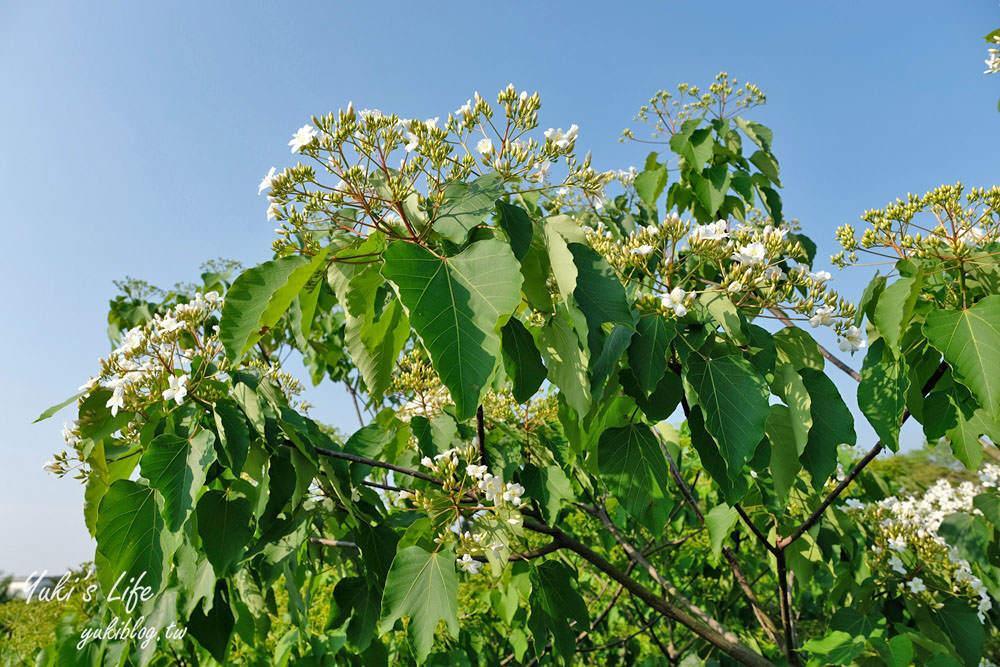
[809,305,835,328]
[267,203,281,221]
[455,99,472,117]
[43,460,58,474]
[908,577,927,594]
[986,47,1000,74]
[477,137,494,155]
[288,125,318,153]
[690,220,729,243]
[106,386,125,417]
[839,325,866,353]
[533,158,551,182]
[809,270,832,283]
[544,124,579,149]
[404,132,419,152]
[258,167,277,195]
[502,482,525,504]
[466,464,488,479]
[727,281,742,293]
[732,241,766,265]
[162,374,188,405]
[479,474,505,503]
[889,554,907,575]
[660,287,688,318]
[630,244,655,256]
[458,553,482,575]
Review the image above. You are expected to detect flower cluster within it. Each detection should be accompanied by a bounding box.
[257,84,614,255]
[985,34,1000,74]
[395,443,528,576]
[842,469,999,621]
[833,184,1000,269]
[585,213,860,343]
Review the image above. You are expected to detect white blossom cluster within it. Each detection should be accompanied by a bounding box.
[396,445,527,576]
[843,469,1000,621]
[985,35,1000,74]
[587,214,860,346]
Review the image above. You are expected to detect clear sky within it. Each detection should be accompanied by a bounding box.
[2,0,997,576]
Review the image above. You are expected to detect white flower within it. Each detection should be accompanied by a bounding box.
[162,374,188,405]
[43,460,59,474]
[421,456,434,468]
[267,203,281,220]
[809,305,835,328]
[458,553,482,574]
[258,167,277,195]
[727,281,742,293]
[839,325,866,353]
[889,554,907,575]
[455,99,472,117]
[106,386,125,417]
[204,291,220,305]
[589,190,606,210]
[630,244,655,256]
[809,270,832,283]
[908,577,926,594]
[690,220,729,243]
[532,158,551,182]
[763,266,786,281]
[423,117,439,130]
[844,498,865,510]
[661,287,687,318]
[477,137,494,155]
[544,124,578,149]
[78,376,98,392]
[158,315,183,333]
[762,225,788,240]
[288,125,318,153]
[488,541,506,559]
[888,535,907,552]
[502,482,525,504]
[350,487,361,502]
[618,167,638,184]
[404,132,419,152]
[986,47,1000,74]
[466,464,488,479]
[479,474,505,503]
[732,241,766,265]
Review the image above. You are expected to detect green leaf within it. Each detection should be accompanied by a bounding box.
[188,581,235,663]
[691,164,730,216]
[379,544,459,662]
[975,493,1000,527]
[213,399,251,474]
[924,296,1000,419]
[331,577,380,651]
[933,598,985,667]
[765,405,804,502]
[527,561,589,660]
[684,355,770,481]
[495,201,533,260]
[749,150,780,185]
[774,327,824,371]
[83,440,138,537]
[634,165,667,205]
[706,504,738,559]
[874,274,923,350]
[537,307,591,416]
[597,424,672,526]
[519,464,572,523]
[800,369,855,488]
[95,480,169,592]
[382,239,523,420]
[433,173,505,245]
[858,338,910,450]
[346,297,409,401]
[500,318,547,403]
[567,242,636,330]
[590,324,634,395]
[734,117,773,151]
[139,431,216,531]
[220,254,310,361]
[627,314,675,395]
[856,274,886,327]
[33,390,85,423]
[670,126,713,167]
[698,291,746,344]
[197,489,254,575]
[938,513,991,564]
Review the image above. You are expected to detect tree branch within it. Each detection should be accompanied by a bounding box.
[769,307,860,381]
[306,441,444,486]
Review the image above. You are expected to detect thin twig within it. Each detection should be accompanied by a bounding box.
[308,537,358,548]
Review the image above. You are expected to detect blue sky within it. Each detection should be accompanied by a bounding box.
[1,1,997,576]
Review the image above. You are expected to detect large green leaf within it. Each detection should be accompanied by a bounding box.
[597,424,672,526]
[139,430,216,531]
[527,561,590,660]
[627,314,676,395]
[924,296,1000,419]
[33,390,85,423]
[799,369,855,488]
[684,355,769,481]
[537,307,591,416]
[874,274,923,350]
[567,242,635,331]
[501,317,547,403]
[432,173,505,245]
[196,490,254,575]
[858,338,910,450]
[382,239,522,419]
[213,398,250,474]
[766,405,804,502]
[495,200,533,260]
[379,544,459,661]
[634,165,667,205]
[95,480,170,592]
[330,577,381,651]
[706,503,739,559]
[220,250,329,362]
